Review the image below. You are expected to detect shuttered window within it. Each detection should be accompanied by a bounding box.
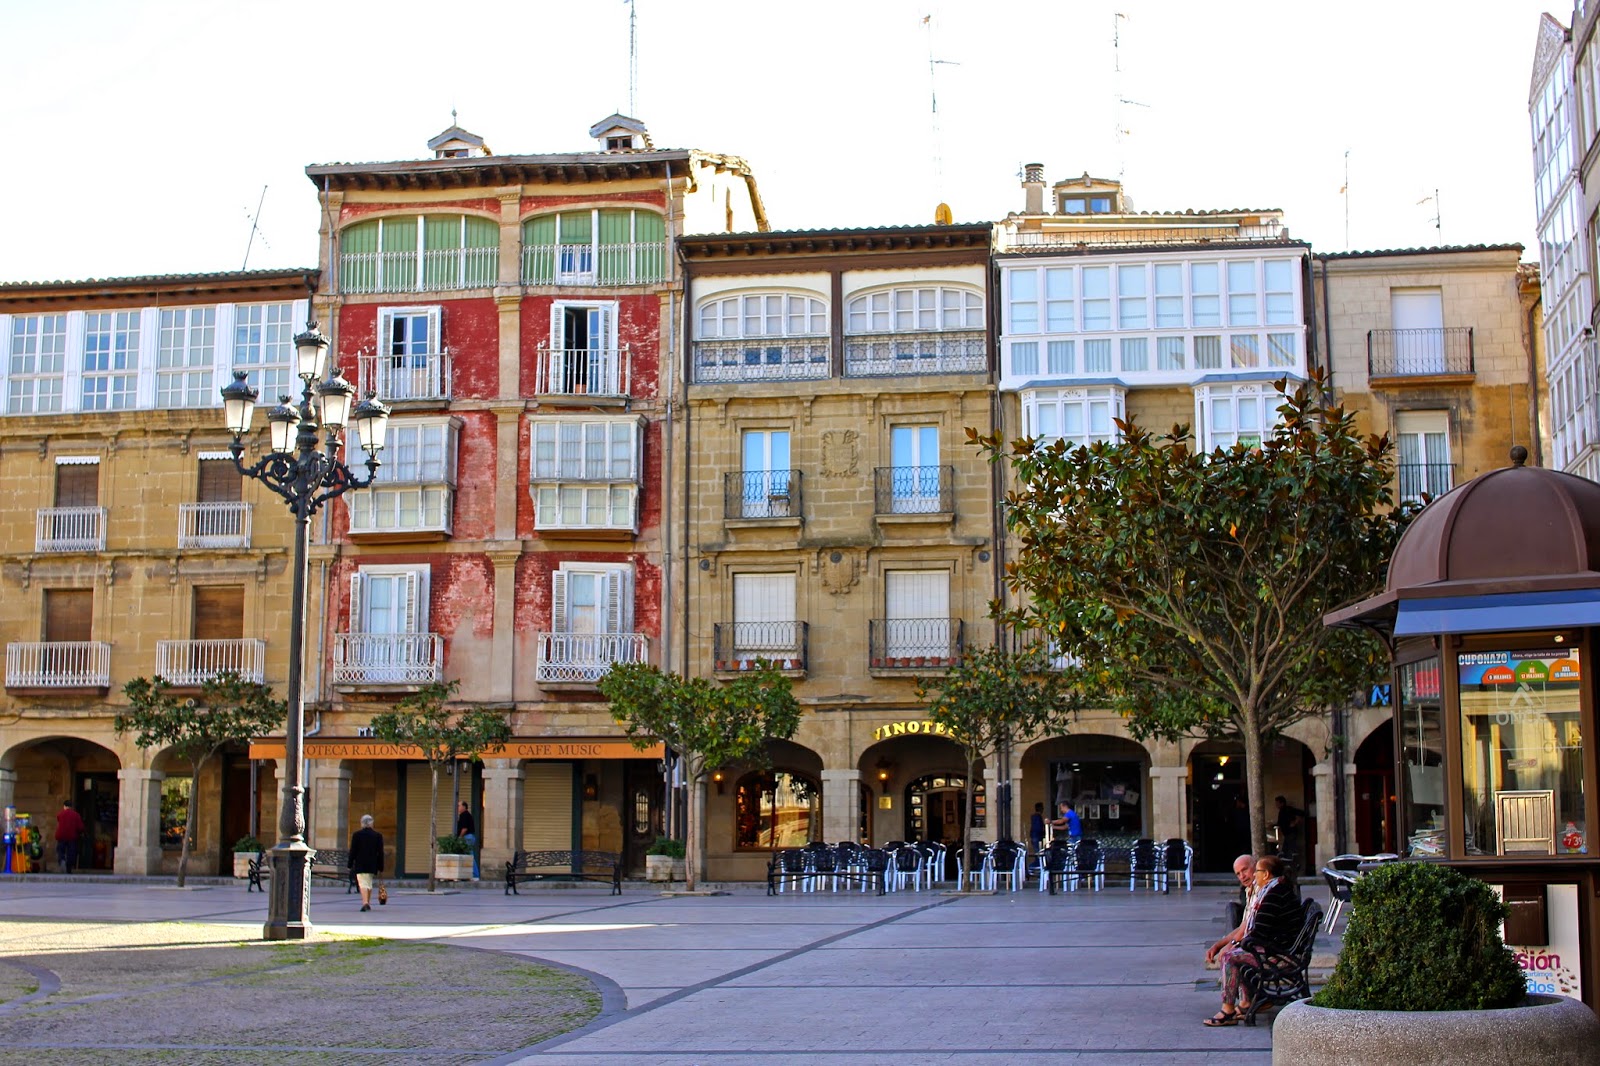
[522,763,575,850]
[734,574,795,626]
[403,762,461,875]
[198,459,242,503]
[350,568,427,634]
[44,588,92,642]
[193,586,244,641]
[55,463,98,507]
[884,570,950,659]
[551,567,630,634]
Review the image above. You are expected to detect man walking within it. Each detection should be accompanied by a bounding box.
[1051,801,1082,842]
[348,814,384,912]
[455,800,479,880]
[54,800,85,874]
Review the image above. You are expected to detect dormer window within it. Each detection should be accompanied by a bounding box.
[1060,195,1113,214]
[606,135,632,151]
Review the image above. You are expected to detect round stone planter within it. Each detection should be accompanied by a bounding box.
[1272,994,1600,1066]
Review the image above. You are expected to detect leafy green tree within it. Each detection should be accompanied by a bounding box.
[920,642,1082,848]
[600,661,802,891]
[116,672,286,887]
[368,681,511,892]
[977,375,1408,854]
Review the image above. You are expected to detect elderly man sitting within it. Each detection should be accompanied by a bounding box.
[1208,854,1257,965]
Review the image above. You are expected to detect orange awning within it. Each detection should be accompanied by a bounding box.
[247,738,662,761]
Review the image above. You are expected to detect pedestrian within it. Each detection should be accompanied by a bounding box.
[54,799,85,874]
[1028,802,1046,853]
[455,800,479,880]
[1274,795,1304,866]
[1051,801,1082,841]
[348,814,384,911]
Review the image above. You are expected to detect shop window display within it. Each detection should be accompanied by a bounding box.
[735,770,818,850]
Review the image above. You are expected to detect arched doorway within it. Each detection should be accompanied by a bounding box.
[1021,734,1152,845]
[1188,736,1317,872]
[1353,721,1396,854]
[2,736,122,872]
[860,732,974,878]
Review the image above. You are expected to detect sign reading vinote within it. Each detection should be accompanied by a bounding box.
[247,738,663,760]
[871,720,955,742]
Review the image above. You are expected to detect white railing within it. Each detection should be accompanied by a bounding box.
[357,350,450,402]
[177,502,252,549]
[521,242,669,286]
[35,507,106,552]
[535,632,649,684]
[332,633,444,686]
[536,346,631,398]
[155,639,266,685]
[6,642,111,688]
[339,248,497,294]
[692,339,832,383]
[844,331,986,376]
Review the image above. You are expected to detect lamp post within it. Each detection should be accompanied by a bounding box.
[221,322,389,941]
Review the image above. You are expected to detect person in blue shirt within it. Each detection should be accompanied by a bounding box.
[1052,801,1082,840]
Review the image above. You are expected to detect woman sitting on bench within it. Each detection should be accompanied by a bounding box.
[1204,854,1299,1026]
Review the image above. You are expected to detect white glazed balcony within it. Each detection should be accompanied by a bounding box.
[156,639,267,685]
[6,642,111,689]
[177,502,252,549]
[36,507,106,552]
[535,632,648,684]
[332,633,444,686]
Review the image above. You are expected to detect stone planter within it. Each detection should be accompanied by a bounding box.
[434,853,473,881]
[1272,994,1600,1066]
[232,852,256,879]
[645,854,674,882]
[671,858,687,882]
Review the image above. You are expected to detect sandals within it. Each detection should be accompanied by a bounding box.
[1203,1009,1241,1027]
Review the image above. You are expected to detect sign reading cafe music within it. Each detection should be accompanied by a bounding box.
[247,738,664,760]
[871,720,954,742]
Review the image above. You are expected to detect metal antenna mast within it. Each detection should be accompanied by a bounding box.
[924,13,958,206]
[626,0,638,115]
[1113,13,1147,181]
[242,185,268,271]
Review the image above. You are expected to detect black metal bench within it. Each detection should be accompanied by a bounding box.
[245,848,357,894]
[506,849,622,895]
[1237,898,1323,1026]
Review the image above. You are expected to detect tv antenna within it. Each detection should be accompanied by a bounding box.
[924,13,959,206]
[241,185,268,271]
[1417,188,1442,245]
[625,0,638,115]
[1113,13,1149,181]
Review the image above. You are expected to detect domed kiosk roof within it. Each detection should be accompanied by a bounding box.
[1327,448,1600,636]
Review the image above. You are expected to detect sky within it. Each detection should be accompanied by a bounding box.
[0,0,1566,284]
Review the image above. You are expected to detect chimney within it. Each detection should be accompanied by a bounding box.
[1023,163,1045,215]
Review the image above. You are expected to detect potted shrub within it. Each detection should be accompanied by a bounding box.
[434,834,474,881]
[231,835,263,879]
[645,836,686,883]
[1273,861,1600,1064]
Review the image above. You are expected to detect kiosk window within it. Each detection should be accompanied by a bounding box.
[1399,657,1446,857]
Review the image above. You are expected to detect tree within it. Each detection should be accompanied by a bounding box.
[600,661,802,892]
[976,375,1408,855]
[920,643,1083,851]
[116,672,286,887]
[368,681,511,892]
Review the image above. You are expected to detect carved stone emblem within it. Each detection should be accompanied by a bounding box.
[820,549,858,596]
[821,429,859,478]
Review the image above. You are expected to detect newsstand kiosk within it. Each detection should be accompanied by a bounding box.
[1328,448,1600,1011]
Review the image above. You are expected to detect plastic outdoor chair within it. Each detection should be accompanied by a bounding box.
[888,846,922,892]
[1127,838,1160,892]
[1160,839,1193,893]
[1067,840,1103,892]
[1038,841,1071,894]
[989,840,1026,892]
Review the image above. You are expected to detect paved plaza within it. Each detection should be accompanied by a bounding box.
[0,876,1336,1063]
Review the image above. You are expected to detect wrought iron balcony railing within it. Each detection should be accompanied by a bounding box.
[868,619,964,669]
[6,641,111,689]
[1367,327,1474,377]
[177,502,252,549]
[723,470,803,520]
[692,339,831,383]
[844,330,985,377]
[535,631,649,684]
[873,465,954,515]
[713,621,809,672]
[1398,461,1454,503]
[332,633,444,686]
[35,507,106,552]
[535,346,631,398]
[155,638,267,686]
[521,241,670,286]
[357,350,450,403]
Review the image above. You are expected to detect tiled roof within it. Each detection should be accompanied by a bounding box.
[0,267,315,291]
[1316,243,1524,260]
[702,222,992,240]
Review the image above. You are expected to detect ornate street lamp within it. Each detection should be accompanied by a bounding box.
[222,321,390,940]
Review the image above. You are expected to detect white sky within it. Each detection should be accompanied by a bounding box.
[0,0,1563,284]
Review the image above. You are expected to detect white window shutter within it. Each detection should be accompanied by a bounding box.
[550,303,565,350]
[599,304,615,350]
[349,572,365,633]
[401,569,425,633]
[551,570,568,632]
[604,568,630,634]
[427,306,442,353]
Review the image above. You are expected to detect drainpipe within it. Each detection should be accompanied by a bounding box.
[662,159,675,676]
[1528,290,1546,468]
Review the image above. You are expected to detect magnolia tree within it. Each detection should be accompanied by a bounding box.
[368,681,511,892]
[977,375,1409,855]
[599,661,801,891]
[117,672,286,887]
[920,642,1082,849]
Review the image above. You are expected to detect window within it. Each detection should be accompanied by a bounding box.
[54,459,98,507]
[693,292,829,381]
[373,306,443,401]
[735,770,818,849]
[731,573,800,663]
[341,215,497,294]
[82,311,139,410]
[1153,264,1183,328]
[888,425,941,512]
[1116,265,1147,329]
[1196,384,1280,451]
[157,307,216,408]
[182,457,248,548]
[521,209,666,285]
[1191,264,1221,327]
[161,777,192,851]
[1081,267,1110,330]
[1391,288,1446,373]
[883,570,952,660]
[544,302,622,395]
[531,419,640,531]
[1264,260,1296,325]
[845,286,982,333]
[698,293,826,338]
[44,587,93,643]
[1024,387,1123,448]
[9,314,67,413]
[349,419,458,534]
[551,565,631,636]
[1396,410,1452,503]
[233,303,294,403]
[350,567,428,636]
[192,585,244,642]
[1226,261,1258,326]
[1397,657,1445,857]
[1045,269,1075,331]
[740,430,792,518]
[1008,271,1039,334]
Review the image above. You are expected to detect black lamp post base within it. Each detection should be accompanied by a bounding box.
[263,842,314,941]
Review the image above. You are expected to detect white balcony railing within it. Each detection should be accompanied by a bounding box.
[6,641,111,689]
[332,633,444,686]
[36,507,106,552]
[536,346,631,398]
[692,339,831,383]
[357,350,450,402]
[521,242,670,286]
[535,632,649,684]
[155,638,266,685]
[177,502,252,549]
[844,330,986,377]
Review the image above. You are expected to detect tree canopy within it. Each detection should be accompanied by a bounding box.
[976,375,1408,853]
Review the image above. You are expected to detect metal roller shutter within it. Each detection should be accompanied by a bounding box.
[522,763,574,851]
[403,763,459,875]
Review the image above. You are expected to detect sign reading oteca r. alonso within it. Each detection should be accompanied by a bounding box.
[246,739,662,760]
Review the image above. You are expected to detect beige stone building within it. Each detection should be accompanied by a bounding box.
[679,223,997,881]
[0,269,314,875]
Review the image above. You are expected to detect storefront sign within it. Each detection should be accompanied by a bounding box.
[247,738,662,760]
[871,720,954,742]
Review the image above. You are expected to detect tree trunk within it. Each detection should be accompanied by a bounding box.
[427,762,440,893]
[962,748,979,888]
[685,754,705,892]
[177,762,200,888]
[1242,708,1267,859]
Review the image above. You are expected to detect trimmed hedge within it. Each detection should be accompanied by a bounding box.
[1313,861,1526,1011]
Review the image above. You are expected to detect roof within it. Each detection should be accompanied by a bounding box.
[588,114,648,138]
[678,222,993,262]
[426,124,488,151]
[1011,207,1284,220]
[1316,243,1524,261]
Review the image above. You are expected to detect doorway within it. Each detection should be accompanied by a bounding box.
[72,771,119,871]
[906,773,983,879]
[1189,748,1249,872]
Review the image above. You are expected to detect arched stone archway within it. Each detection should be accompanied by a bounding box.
[1,734,123,873]
[1353,720,1395,854]
[1186,735,1316,872]
[1021,734,1154,844]
[857,733,970,849]
[705,737,823,883]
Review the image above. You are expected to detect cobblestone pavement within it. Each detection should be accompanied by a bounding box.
[0,877,1341,1064]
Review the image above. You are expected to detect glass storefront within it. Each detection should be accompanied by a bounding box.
[1459,648,1586,856]
[1398,657,1445,856]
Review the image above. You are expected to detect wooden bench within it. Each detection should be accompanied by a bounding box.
[506,850,622,895]
[1237,898,1323,1026]
[245,848,357,894]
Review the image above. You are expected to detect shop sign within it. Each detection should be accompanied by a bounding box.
[1495,883,1584,1001]
[247,738,662,760]
[871,720,954,742]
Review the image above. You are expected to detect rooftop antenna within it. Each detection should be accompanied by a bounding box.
[626,0,638,115]
[1112,13,1149,182]
[1340,149,1350,251]
[923,12,959,209]
[241,185,268,271]
[1417,188,1442,245]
